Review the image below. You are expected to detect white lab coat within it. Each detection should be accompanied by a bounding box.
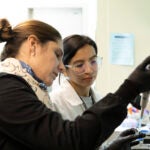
[50,78,101,120]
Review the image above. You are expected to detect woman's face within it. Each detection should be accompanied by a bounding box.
[66,44,98,88]
[31,40,63,86]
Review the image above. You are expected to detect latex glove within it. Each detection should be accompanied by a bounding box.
[105,128,145,150]
[115,56,150,101]
[128,56,150,93]
[130,95,141,109]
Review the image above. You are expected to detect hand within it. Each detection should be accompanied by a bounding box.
[130,95,141,109]
[128,56,150,93]
[105,128,145,150]
[115,56,150,101]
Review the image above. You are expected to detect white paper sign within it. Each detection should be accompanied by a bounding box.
[110,33,134,65]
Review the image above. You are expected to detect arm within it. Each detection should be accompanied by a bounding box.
[1,56,150,150]
[0,75,130,150]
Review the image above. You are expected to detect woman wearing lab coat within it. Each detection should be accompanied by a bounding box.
[50,34,102,120]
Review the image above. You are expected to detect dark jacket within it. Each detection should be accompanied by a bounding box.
[0,73,131,150]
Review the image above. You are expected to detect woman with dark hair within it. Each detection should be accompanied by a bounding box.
[0,19,149,150]
[50,34,102,120]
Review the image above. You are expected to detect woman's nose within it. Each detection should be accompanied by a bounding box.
[84,63,93,73]
[58,61,65,73]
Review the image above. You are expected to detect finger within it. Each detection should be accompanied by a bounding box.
[118,132,145,144]
[120,128,137,136]
[126,133,146,142]
[130,141,140,146]
[137,56,150,70]
[138,132,146,138]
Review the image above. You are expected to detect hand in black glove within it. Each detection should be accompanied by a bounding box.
[115,56,150,101]
[130,95,141,109]
[128,56,150,93]
[105,128,145,150]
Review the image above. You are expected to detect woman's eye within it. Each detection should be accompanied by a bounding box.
[55,52,62,60]
[56,53,59,58]
[91,60,97,64]
[90,58,97,65]
[74,63,84,68]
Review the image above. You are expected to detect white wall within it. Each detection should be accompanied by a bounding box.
[0,0,97,52]
[95,0,150,96]
[31,7,83,38]
[25,0,97,39]
[0,0,28,52]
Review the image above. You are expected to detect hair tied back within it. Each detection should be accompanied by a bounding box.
[0,18,13,43]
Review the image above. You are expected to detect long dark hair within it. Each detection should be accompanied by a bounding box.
[63,34,98,65]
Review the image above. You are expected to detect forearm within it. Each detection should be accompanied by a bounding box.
[115,79,140,102]
[0,75,139,150]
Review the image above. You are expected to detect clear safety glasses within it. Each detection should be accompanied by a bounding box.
[65,56,103,75]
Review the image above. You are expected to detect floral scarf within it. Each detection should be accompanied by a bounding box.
[0,58,52,109]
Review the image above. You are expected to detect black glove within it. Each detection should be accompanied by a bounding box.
[128,56,150,93]
[130,95,141,109]
[105,128,145,150]
[115,56,150,102]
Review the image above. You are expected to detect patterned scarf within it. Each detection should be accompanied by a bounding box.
[0,58,52,109]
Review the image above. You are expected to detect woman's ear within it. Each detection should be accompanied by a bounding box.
[27,35,39,56]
